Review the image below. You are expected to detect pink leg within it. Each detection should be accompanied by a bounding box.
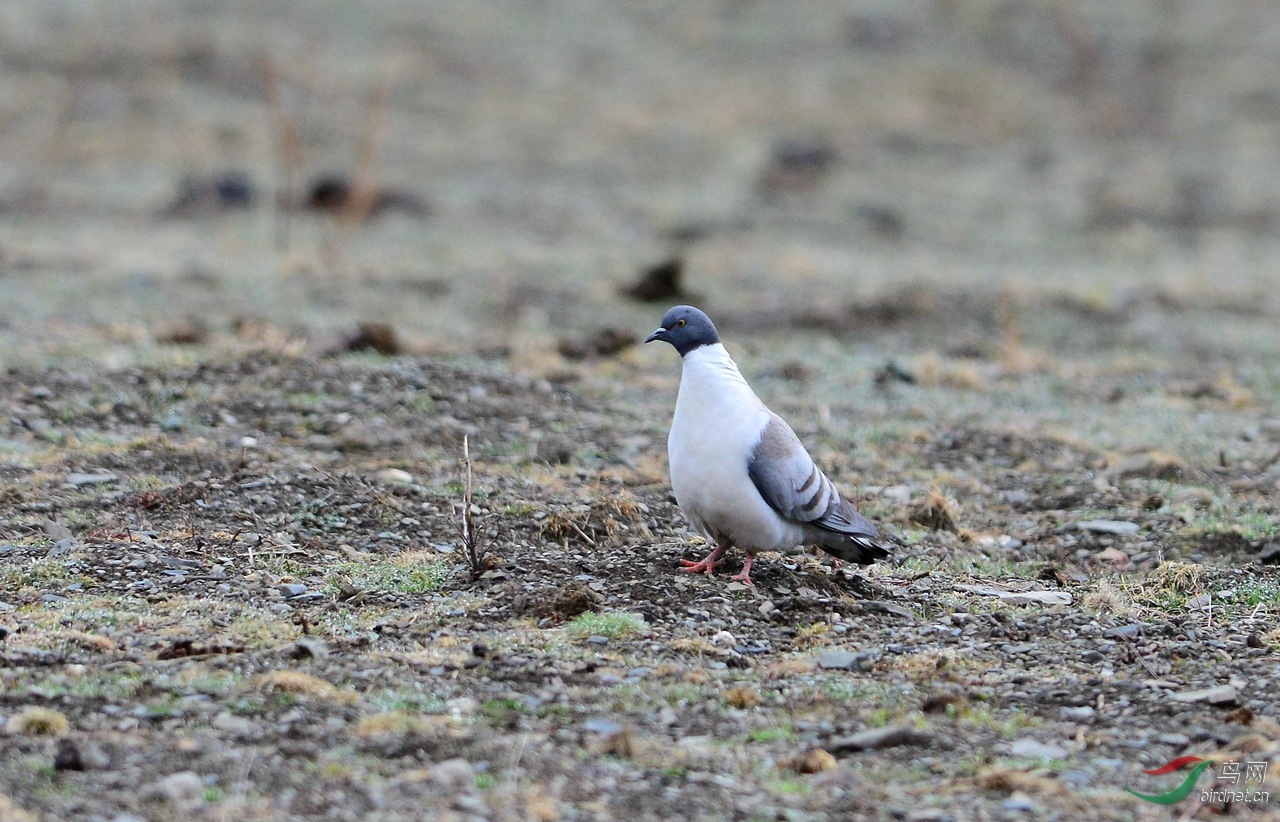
[728,553,756,586]
[679,543,727,575]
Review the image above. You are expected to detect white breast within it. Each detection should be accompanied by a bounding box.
[668,345,799,552]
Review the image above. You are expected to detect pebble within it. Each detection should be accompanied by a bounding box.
[152,771,205,805]
[1170,684,1237,705]
[1104,624,1142,639]
[829,723,931,752]
[816,649,877,672]
[428,758,475,792]
[586,636,608,646]
[1009,738,1068,760]
[65,472,117,486]
[583,718,622,735]
[213,712,253,734]
[711,631,736,647]
[376,468,414,485]
[278,583,308,598]
[1002,792,1035,812]
[1060,706,1095,721]
[1157,732,1190,746]
[1075,520,1140,535]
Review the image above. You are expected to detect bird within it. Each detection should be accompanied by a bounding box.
[645,305,890,585]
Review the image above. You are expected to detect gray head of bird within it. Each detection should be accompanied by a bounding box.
[644,305,721,356]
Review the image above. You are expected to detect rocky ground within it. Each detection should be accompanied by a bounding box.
[2,2,1280,819]
[1,337,1278,821]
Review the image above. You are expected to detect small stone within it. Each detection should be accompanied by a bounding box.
[213,712,253,734]
[1170,684,1237,705]
[428,758,475,792]
[1111,451,1184,480]
[881,485,913,505]
[758,601,776,616]
[1060,706,1095,721]
[1157,732,1190,746]
[238,436,258,448]
[1003,792,1035,812]
[1075,520,1140,536]
[152,771,205,805]
[1258,543,1280,565]
[817,649,876,672]
[282,638,329,660]
[1009,738,1068,761]
[829,723,932,752]
[711,631,736,647]
[586,636,608,646]
[65,472,117,487]
[375,468,414,485]
[1171,487,1214,508]
[1104,624,1143,639]
[278,583,307,598]
[583,718,623,735]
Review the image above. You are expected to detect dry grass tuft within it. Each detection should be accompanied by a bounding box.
[915,352,986,390]
[922,692,970,715]
[779,749,837,774]
[723,685,763,710]
[5,707,70,737]
[595,725,636,758]
[1151,561,1205,594]
[670,637,717,655]
[354,711,439,737]
[539,509,594,545]
[977,767,1065,795]
[792,621,831,649]
[908,487,958,532]
[255,670,358,703]
[1081,578,1138,618]
[890,650,962,681]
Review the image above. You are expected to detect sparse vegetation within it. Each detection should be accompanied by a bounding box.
[565,612,646,639]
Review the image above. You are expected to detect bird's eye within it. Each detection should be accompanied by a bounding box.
[676,319,687,327]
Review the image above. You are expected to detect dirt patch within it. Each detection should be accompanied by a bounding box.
[2,354,1277,820]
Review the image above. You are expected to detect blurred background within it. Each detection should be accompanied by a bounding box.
[1,0,1278,369]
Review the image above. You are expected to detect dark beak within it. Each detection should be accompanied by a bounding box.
[644,327,666,344]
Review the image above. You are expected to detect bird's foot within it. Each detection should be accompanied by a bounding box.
[727,554,756,586]
[679,545,727,575]
[679,556,723,574]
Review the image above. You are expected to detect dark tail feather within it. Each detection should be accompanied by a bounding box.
[818,534,890,565]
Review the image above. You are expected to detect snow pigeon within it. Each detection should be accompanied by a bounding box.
[645,305,890,585]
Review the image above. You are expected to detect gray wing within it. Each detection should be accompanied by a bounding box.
[747,414,888,564]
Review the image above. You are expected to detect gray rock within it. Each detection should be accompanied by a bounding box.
[46,539,76,558]
[829,723,932,752]
[586,635,608,646]
[1170,684,1237,705]
[1009,738,1068,760]
[153,771,205,805]
[1075,520,1140,535]
[429,758,475,791]
[817,649,877,672]
[1258,543,1280,565]
[283,638,330,660]
[278,583,308,598]
[583,718,622,735]
[1003,793,1035,812]
[1060,706,1095,722]
[65,472,117,486]
[1157,732,1190,746]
